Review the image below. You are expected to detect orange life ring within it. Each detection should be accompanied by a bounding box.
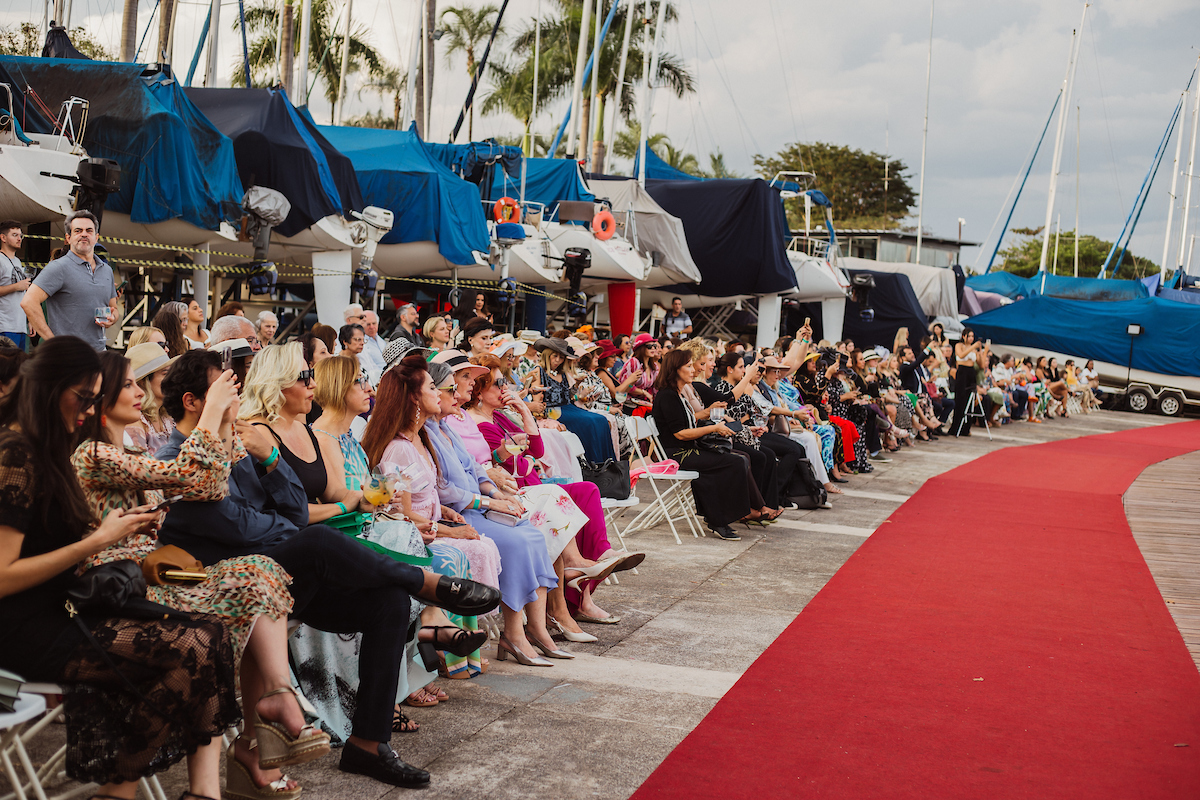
[593,209,616,240]
[493,196,522,223]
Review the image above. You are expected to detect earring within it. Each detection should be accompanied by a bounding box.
[100,414,107,427]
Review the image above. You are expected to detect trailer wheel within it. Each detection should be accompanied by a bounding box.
[1158,394,1184,417]
[1126,388,1152,413]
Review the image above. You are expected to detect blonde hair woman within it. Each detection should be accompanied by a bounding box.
[239,343,367,523]
[127,325,167,349]
[124,341,179,454]
[422,316,451,351]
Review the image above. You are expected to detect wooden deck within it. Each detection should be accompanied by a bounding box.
[1124,450,1200,670]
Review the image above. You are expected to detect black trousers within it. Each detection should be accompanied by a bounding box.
[949,369,977,436]
[930,395,953,422]
[263,525,423,743]
[733,440,778,510]
[673,447,753,527]
[759,432,804,500]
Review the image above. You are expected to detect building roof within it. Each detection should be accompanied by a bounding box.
[797,228,980,248]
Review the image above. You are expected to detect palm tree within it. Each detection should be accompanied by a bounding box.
[484,0,694,157]
[704,150,742,179]
[440,4,502,140]
[358,65,407,128]
[613,120,668,160]
[236,0,385,118]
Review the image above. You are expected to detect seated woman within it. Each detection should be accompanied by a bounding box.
[757,357,841,498]
[126,325,167,349]
[595,339,642,406]
[365,356,564,667]
[423,316,452,351]
[535,337,616,464]
[651,349,754,540]
[256,311,279,346]
[459,316,494,359]
[73,350,326,800]
[1,337,240,800]
[707,352,780,520]
[183,296,211,349]
[123,342,178,454]
[311,356,490,697]
[618,333,660,415]
[827,361,874,472]
[770,354,846,483]
[797,355,856,476]
[463,356,642,631]
[572,345,633,458]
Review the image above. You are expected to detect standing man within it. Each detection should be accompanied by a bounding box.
[662,297,693,339]
[359,309,389,382]
[21,210,117,351]
[0,221,31,349]
[392,302,423,347]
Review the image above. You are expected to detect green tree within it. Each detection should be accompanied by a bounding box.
[357,65,406,129]
[995,228,1159,279]
[0,22,115,60]
[441,3,502,140]
[754,142,916,229]
[703,149,742,179]
[483,0,694,157]
[236,0,384,117]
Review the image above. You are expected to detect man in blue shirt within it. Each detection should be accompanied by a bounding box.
[156,351,499,789]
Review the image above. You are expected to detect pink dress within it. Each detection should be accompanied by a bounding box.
[380,436,502,592]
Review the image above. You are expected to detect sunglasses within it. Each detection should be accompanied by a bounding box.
[494,376,510,388]
[297,369,315,384]
[156,341,170,350]
[69,388,103,409]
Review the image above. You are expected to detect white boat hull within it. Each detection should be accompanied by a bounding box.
[0,134,81,223]
[544,222,648,282]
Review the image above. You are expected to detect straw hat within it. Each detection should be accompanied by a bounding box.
[490,333,529,358]
[128,342,179,381]
[518,329,542,344]
[430,349,489,377]
[382,338,432,373]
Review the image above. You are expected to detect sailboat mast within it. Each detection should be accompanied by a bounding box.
[637,0,666,185]
[604,2,634,176]
[587,0,602,171]
[1176,87,1200,279]
[635,0,652,186]
[521,0,540,204]
[1038,4,1087,274]
[335,0,353,124]
[204,0,221,86]
[915,0,934,266]
[401,0,421,128]
[1161,89,1187,283]
[568,0,594,158]
[1074,105,1080,277]
[294,0,312,104]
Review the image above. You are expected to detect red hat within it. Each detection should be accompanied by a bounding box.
[595,339,621,361]
[632,332,656,348]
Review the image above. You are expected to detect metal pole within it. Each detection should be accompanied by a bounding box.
[401,0,421,128]
[635,0,652,186]
[587,0,601,171]
[915,0,934,266]
[520,0,540,203]
[1074,104,1080,277]
[1039,5,1088,274]
[204,0,221,86]
[422,0,432,138]
[295,0,312,105]
[1162,88,1188,283]
[604,1,634,175]
[334,0,352,123]
[567,0,594,158]
[1052,213,1061,275]
[1175,86,1200,280]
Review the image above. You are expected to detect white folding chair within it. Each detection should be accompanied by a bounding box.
[618,416,704,544]
[599,495,640,583]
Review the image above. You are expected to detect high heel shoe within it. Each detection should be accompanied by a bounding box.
[548,614,598,643]
[225,742,302,800]
[530,637,576,659]
[253,686,331,769]
[565,556,622,590]
[495,636,553,666]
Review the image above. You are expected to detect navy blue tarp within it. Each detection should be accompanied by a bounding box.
[967,295,1200,378]
[316,123,488,266]
[643,178,797,297]
[490,158,595,213]
[185,89,364,237]
[426,140,522,186]
[966,271,1148,302]
[0,57,242,230]
[841,269,929,349]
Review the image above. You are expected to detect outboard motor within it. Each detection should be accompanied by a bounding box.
[851,272,876,323]
[562,247,590,318]
[240,186,291,260]
[73,158,120,229]
[349,206,393,304]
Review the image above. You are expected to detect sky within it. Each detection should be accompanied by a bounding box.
[4,0,1200,271]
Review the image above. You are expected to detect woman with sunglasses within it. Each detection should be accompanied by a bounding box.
[0,337,239,800]
[239,343,367,523]
[124,341,179,454]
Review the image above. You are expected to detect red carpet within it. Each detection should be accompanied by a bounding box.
[632,422,1200,799]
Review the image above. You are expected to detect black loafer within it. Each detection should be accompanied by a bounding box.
[420,575,501,617]
[711,526,741,541]
[831,477,850,484]
[339,741,430,787]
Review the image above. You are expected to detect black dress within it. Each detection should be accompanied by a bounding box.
[652,388,752,528]
[255,422,329,500]
[0,434,240,784]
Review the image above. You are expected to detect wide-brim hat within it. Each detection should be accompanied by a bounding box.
[564,336,598,357]
[632,332,656,349]
[382,338,433,373]
[490,334,529,358]
[762,356,790,370]
[128,342,180,381]
[863,351,882,362]
[431,349,489,377]
[595,339,621,361]
[518,329,542,344]
[208,337,254,359]
[427,361,456,389]
[535,337,576,359]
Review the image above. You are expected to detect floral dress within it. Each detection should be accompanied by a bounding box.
[71,429,293,661]
[713,378,762,449]
[575,370,633,457]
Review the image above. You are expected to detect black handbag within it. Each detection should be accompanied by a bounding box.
[67,560,187,621]
[696,432,732,454]
[580,458,631,500]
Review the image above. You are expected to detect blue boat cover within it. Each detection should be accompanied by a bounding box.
[0,57,242,230]
[967,295,1200,378]
[426,140,522,186]
[643,178,797,297]
[490,158,595,213]
[841,269,929,349]
[316,123,489,266]
[966,271,1148,302]
[185,89,364,237]
[632,146,702,181]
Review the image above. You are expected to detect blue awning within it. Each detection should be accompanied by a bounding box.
[426,140,522,186]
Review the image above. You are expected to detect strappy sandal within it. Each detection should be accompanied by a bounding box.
[404,688,439,707]
[253,686,331,769]
[225,741,302,800]
[392,705,420,732]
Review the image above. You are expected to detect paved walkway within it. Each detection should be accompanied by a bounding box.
[8,410,1182,800]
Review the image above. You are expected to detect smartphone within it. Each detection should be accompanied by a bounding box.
[162,568,207,583]
[440,520,465,528]
[985,339,992,347]
[150,495,184,513]
[221,346,233,372]
[804,317,811,327]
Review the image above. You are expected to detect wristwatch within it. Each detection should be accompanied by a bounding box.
[481,496,491,510]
